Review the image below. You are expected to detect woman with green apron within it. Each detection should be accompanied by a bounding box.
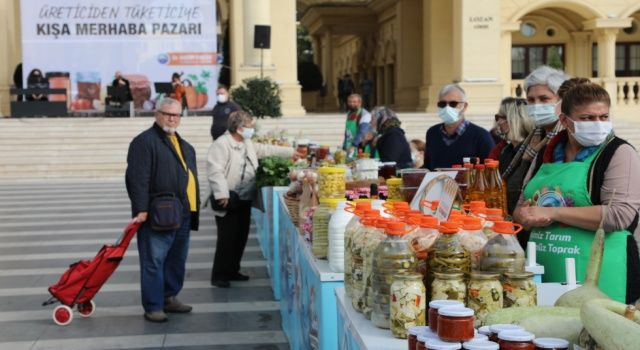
[514,83,640,303]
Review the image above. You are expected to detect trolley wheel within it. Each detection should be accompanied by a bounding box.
[53,305,73,326]
[78,300,96,317]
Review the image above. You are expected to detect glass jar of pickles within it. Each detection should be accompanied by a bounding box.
[390,273,426,339]
[431,271,466,303]
[480,221,525,274]
[502,272,537,308]
[387,177,404,201]
[467,272,503,326]
[311,198,341,258]
[318,167,346,199]
[344,206,376,299]
[363,218,389,319]
[371,222,418,329]
[428,221,470,301]
[351,216,378,312]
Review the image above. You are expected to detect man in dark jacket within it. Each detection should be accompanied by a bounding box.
[125,97,200,323]
[210,86,242,140]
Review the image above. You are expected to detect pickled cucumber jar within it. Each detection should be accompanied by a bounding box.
[480,221,525,274]
[350,215,378,312]
[467,272,503,326]
[318,167,346,199]
[386,178,404,201]
[390,273,426,338]
[363,218,389,319]
[344,206,376,299]
[431,271,466,303]
[312,198,342,258]
[371,222,418,329]
[427,221,471,300]
[502,272,537,308]
[406,216,440,285]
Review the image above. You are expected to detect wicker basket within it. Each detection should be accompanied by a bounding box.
[284,194,300,226]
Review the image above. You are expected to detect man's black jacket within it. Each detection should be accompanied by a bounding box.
[210,101,242,140]
[125,123,200,230]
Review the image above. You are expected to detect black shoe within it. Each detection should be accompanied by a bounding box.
[211,279,230,288]
[229,273,250,281]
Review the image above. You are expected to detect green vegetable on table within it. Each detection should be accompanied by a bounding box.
[256,156,294,189]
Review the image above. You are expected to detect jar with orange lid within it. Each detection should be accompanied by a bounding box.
[427,221,470,302]
[480,221,525,274]
[406,216,441,284]
[350,215,379,312]
[459,217,488,269]
[362,218,389,319]
[482,208,504,238]
[437,306,476,342]
[497,330,536,350]
[344,207,377,299]
[371,221,418,329]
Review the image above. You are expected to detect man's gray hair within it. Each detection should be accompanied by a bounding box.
[227,110,254,133]
[523,65,570,95]
[438,84,467,102]
[156,98,182,112]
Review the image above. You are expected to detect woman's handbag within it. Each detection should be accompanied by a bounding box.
[149,193,183,231]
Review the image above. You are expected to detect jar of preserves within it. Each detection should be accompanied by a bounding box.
[431,271,466,303]
[312,198,341,258]
[424,338,463,350]
[318,167,346,199]
[437,306,475,342]
[387,178,404,201]
[460,217,488,269]
[408,326,433,350]
[417,332,442,350]
[363,218,390,319]
[488,324,524,343]
[502,272,537,308]
[344,206,375,299]
[428,299,463,331]
[351,216,378,312]
[371,222,418,329]
[390,273,426,338]
[478,326,492,337]
[467,272,503,326]
[498,330,535,350]
[533,338,569,350]
[462,340,499,350]
[428,221,470,301]
[480,221,525,274]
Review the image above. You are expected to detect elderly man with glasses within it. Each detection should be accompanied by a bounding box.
[125,97,200,323]
[423,84,495,170]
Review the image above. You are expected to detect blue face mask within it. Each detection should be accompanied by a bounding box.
[438,106,461,125]
[526,103,558,127]
[240,127,255,140]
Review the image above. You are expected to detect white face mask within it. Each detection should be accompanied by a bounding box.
[216,94,228,103]
[526,103,558,127]
[567,118,613,147]
[240,127,255,140]
[438,106,461,125]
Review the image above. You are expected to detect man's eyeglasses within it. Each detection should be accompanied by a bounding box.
[158,110,181,118]
[437,101,464,108]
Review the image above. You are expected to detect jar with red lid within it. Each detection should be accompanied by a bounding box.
[533,338,569,350]
[488,324,524,342]
[408,326,431,350]
[462,340,499,350]
[424,337,462,350]
[428,300,463,331]
[498,330,535,350]
[437,306,475,342]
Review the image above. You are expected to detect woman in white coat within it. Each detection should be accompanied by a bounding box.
[207,111,299,288]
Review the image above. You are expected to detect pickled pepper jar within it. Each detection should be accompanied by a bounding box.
[318,166,346,199]
[390,272,426,338]
[480,221,525,274]
[466,272,503,326]
[371,222,418,329]
[427,221,471,300]
[502,271,537,308]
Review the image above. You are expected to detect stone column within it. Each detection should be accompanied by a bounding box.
[242,0,271,67]
[500,22,520,98]
[320,30,335,110]
[0,0,22,116]
[570,32,592,78]
[394,0,422,111]
[595,28,619,107]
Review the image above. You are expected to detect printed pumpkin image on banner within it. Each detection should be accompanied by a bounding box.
[183,70,212,109]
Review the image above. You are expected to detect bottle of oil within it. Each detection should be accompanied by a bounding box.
[486,161,507,216]
[467,164,487,201]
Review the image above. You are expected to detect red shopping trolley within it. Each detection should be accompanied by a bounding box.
[42,220,141,326]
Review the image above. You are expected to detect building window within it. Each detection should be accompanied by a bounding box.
[521,22,537,38]
[616,43,640,77]
[592,44,598,77]
[511,45,564,79]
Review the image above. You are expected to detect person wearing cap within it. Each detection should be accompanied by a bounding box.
[423,84,495,170]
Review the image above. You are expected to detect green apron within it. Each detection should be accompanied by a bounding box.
[523,145,629,302]
[343,109,361,151]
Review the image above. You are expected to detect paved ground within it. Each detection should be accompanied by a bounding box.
[0,180,288,350]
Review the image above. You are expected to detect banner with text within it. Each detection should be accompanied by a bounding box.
[21,0,218,111]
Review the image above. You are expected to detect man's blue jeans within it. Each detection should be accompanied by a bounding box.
[137,216,190,312]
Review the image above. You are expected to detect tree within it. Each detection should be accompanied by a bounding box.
[231,77,282,118]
